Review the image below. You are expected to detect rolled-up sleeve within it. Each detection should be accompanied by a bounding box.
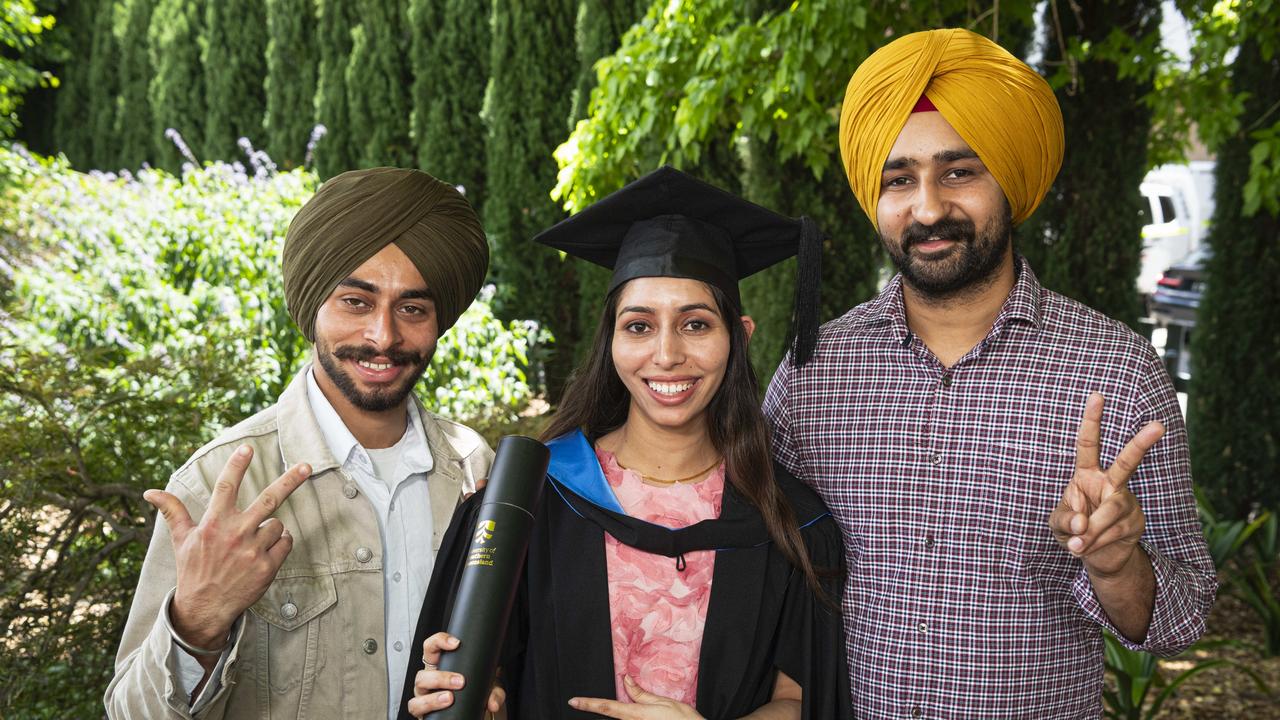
[1072,353,1217,656]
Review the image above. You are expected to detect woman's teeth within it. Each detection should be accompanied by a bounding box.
[358,360,394,371]
[647,380,693,395]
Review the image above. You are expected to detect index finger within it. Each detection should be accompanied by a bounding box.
[1074,393,1104,471]
[1107,421,1165,490]
[209,445,254,516]
[244,462,311,524]
[569,696,633,719]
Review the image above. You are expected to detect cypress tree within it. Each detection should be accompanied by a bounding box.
[1019,0,1162,330]
[1188,38,1280,516]
[345,0,414,168]
[567,0,646,364]
[114,0,156,170]
[51,0,99,168]
[314,0,361,177]
[484,0,580,398]
[85,0,121,170]
[740,139,880,382]
[264,0,318,167]
[203,0,268,161]
[410,0,489,208]
[148,0,207,170]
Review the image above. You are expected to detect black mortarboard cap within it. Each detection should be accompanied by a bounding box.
[534,166,823,366]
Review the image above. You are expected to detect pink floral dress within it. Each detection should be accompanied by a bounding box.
[596,448,726,705]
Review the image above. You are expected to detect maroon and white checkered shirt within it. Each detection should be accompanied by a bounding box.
[763,258,1216,719]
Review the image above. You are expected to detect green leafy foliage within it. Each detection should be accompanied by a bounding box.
[411,0,490,211]
[1102,634,1269,719]
[1020,0,1162,331]
[113,0,155,170]
[3,0,58,139]
[263,0,317,169]
[84,0,119,170]
[47,0,95,166]
[312,0,360,178]
[1233,513,1280,656]
[202,0,268,162]
[1188,33,1280,518]
[147,0,206,169]
[345,0,413,168]
[483,0,580,397]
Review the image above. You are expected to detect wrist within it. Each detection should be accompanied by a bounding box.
[1086,543,1150,583]
[168,589,233,652]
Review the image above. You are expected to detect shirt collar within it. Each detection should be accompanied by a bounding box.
[305,368,434,476]
[852,254,1045,341]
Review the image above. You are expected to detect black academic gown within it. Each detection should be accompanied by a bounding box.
[399,430,851,719]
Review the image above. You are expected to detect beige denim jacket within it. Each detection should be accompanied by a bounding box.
[104,368,493,719]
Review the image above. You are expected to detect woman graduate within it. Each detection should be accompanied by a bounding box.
[401,167,850,719]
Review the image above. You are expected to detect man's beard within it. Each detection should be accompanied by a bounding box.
[315,342,432,412]
[880,208,1013,301]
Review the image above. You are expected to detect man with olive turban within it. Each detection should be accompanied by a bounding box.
[107,168,495,720]
[764,28,1214,718]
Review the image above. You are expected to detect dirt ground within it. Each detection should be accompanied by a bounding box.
[1129,590,1280,718]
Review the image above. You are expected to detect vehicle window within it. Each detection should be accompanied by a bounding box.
[1159,195,1177,221]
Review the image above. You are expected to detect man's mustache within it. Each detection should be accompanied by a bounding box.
[901,218,976,249]
[331,344,424,366]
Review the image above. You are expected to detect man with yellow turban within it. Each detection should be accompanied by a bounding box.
[764,28,1215,718]
[106,168,495,720]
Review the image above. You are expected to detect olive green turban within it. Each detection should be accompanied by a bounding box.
[839,28,1064,231]
[282,167,489,341]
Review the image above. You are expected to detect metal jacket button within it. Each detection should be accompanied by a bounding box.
[343,484,358,499]
[280,602,298,620]
[362,638,377,654]
[355,547,373,563]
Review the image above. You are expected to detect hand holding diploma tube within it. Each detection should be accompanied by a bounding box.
[407,436,549,719]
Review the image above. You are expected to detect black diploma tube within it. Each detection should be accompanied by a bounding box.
[436,435,549,720]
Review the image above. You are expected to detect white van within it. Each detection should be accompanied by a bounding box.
[1138,162,1214,297]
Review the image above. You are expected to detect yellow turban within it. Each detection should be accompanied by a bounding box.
[839,28,1064,230]
[282,168,489,341]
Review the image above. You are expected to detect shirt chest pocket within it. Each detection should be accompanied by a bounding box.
[979,443,1074,583]
[249,574,339,696]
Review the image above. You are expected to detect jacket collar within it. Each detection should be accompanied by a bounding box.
[277,364,457,478]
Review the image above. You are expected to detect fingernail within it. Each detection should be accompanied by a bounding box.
[451,675,463,688]
[298,463,311,476]
[1068,537,1083,552]
[142,490,156,502]
[436,691,451,703]
[568,698,581,709]
[237,445,251,457]
[448,636,460,647]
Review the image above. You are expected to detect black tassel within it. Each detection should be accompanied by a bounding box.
[788,216,823,367]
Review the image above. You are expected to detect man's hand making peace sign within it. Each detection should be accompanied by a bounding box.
[143,445,311,675]
[1048,393,1164,642]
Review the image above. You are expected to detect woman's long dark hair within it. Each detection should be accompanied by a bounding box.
[541,281,825,597]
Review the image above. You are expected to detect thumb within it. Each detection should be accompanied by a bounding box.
[623,675,661,704]
[143,489,194,542]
